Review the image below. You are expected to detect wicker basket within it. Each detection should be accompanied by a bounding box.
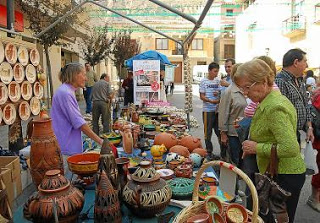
[173,161,263,223]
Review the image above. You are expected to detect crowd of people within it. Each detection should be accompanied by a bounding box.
[200,49,320,222]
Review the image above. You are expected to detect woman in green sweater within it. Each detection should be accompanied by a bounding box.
[234,59,306,223]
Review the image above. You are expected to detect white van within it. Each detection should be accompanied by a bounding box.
[193,65,208,83]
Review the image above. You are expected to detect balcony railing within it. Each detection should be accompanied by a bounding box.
[282,15,306,38]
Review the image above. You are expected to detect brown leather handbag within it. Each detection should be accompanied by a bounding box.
[255,144,291,223]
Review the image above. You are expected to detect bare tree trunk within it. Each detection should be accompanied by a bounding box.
[44,44,54,108]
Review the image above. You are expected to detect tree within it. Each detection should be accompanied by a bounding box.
[16,0,78,101]
[80,25,113,67]
[110,31,141,80]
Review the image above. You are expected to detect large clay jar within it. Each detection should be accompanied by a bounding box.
[169,145,190,158]
[154,132,178,149]
[29,118,64,186]
[180,135,202,152]
[122,161,172,218]
[94,170,121,223]
[23,170,84,223]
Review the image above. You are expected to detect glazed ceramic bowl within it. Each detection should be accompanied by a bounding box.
[101,132,122,146]
[19,101,31,121]
[5,43,17,64]
[226,203,248,223]
[17,46,29,66]
[30,97,41,115]
[156,169,174,180]
[67,153,100,175]
[205,196,223,216]
[21,81,33,100]
[2,103,16,125]
[0,62,14,84]
[187,213,210,223]
[33,82,44,99]
[26,64,37,83]
[13,63,25,83]
[0,83,8,105]
[30,48,40,66]
[0,41,4,63]
[8,81,21,103]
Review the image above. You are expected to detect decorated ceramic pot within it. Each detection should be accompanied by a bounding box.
[175,164,192,178]
[122,161,172,218]
[150,144,167,160]
[190,153,203,168]
[179,135,202,152]
[153,132,178,149]
[169,145,190,158]
[165,152,179,164]
[23,170,84,223]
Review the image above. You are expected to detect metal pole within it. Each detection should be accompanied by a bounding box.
[0,27,38,41]
[6,0,14,37]
[148,0,197,24]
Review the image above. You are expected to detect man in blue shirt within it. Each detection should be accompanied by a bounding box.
[200,62,221,159]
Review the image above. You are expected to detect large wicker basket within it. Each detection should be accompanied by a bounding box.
[173,161,263,223]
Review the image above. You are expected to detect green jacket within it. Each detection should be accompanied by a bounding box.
[250,90,306,174]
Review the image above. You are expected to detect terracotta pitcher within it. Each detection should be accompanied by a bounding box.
[29,118,64,186]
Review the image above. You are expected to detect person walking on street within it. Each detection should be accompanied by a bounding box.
[122,72,134,106]
[200,62,221,160]
[84,63,98,114]
[92,73,113,135]
[275,48,314,145]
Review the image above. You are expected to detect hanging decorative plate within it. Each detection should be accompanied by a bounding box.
[30,48,40,66]
[21,81,33,100]
[30,97,41,115]
[33,82,43,99]
[26,64,37,83]
[0,62,13,84]
[5,43,17,64]
[17,46,29,66]
[19,101,31,121]
[0,83,8,105]
[8,81,21,103]
[13,63,25,83]
[0,41,4,63]
[2,103,16,125]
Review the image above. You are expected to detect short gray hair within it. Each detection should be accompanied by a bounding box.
[59,62,84,84]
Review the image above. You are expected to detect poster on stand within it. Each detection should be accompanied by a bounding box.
[133,60,160,104]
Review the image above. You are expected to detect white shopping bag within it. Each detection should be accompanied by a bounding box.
[304,141,319,174]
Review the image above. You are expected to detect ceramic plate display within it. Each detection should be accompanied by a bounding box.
[18,46,29,66]
[0,41,4,63]
[2,103,16,125]
[30,97,41,115]
[30,48,40,66]
[8,81,21,103]
[13,63,25,83]
[26,64,37,83]
[5,43,17,64]
[21,81,33,100]
[19,101,31,121]
[33,82,44,99]
[0,83,8,105]
[0,62,14,84]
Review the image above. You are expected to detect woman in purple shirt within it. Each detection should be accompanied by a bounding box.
[51,63,103,174]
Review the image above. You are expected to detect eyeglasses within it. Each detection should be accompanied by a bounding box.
[238,82,257,93]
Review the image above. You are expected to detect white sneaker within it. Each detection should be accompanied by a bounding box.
[307,196,320,212]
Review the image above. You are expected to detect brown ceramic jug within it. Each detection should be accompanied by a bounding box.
[154,132,178,149]
[29,118,64,186]
[23,170,84,223]
[180,135,202,152]
[122,161,172,218]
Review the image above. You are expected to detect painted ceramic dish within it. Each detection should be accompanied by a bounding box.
[0,62,14,84]
[0,83,8,105]
[13,63,25,83]
[19,101,31,121]
[5,43,17,64]
[156,169,174,180]
[21,81,33,100]
[17,46,29,66]
[30,97,41,115]
[8,81,21,103]
[0,41,4,63]
[2,103,16,125]
[30,48,40,66]
[33,82,44,99]
[26,64,37,83]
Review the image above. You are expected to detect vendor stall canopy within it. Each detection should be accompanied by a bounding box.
[125,50,176,71]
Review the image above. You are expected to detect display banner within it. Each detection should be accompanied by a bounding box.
[165,66,175,83]
[133,60,160,104]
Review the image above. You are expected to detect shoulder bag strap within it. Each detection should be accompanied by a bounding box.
[265,144,279,178]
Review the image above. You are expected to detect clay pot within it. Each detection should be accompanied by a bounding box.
[23,170,84,223]
[154,132,178,149]
[187,213,210,223]
[193,148,208,158]
[175,164,192,178]
[226,203,248,223]
[122,161,172,218]
[180,135,202,152]
[168,160,181,171]
[169,145,190,158]
[29,118,64,186]
[115,157,130,192]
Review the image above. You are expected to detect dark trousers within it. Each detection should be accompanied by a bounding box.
[203,111,220,154]
[84,87,92,113]
[92,101,110,135]
[276,173,306,223]
[228,136,242,166]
